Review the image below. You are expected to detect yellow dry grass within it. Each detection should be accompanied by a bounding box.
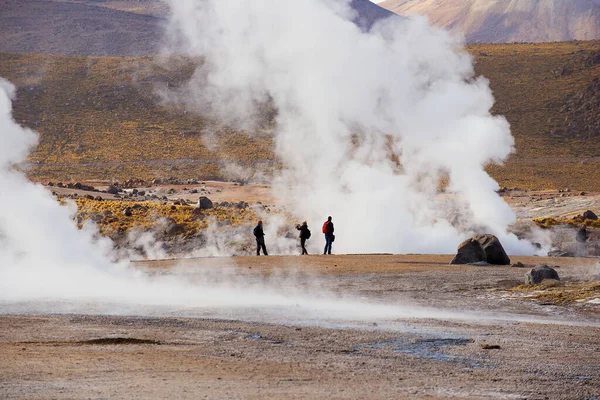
[510,280,600,304]
[0,40,599,189]
[73,198,258,236]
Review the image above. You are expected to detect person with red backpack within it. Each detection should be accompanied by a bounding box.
[322,216,334,255]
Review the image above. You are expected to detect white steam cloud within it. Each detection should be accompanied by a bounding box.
[165,0,535,255]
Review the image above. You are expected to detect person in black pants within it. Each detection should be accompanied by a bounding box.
[322,216,334,255]
[296,221,311,255]
[253,220,268,256]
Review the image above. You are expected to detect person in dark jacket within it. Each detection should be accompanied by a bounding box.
[253,220,268,256]
[322,216,334,255]
[296,221,311,255]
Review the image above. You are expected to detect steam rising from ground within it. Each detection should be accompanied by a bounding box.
[165,0,536,255]
[0,79,596,329]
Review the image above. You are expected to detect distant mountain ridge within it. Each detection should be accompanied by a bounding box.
[0,0,396,56]
[379,0,600,43]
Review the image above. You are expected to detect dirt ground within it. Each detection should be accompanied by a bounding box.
[1,255,599,399]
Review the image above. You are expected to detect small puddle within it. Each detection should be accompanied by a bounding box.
[356,337,481,368]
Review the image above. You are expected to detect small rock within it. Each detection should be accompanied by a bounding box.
[480,344,501,350]
[165,223,185,236]
[106,185,120,195]
[582,210,598,220]
[122,207,132,217]
[548,250,575,257]
[511,262,525,268]
[526,265,560,284]
[197,196,214,210]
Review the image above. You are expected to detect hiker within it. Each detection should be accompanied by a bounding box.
[253,220,268,256]
[576,225,589,256]
[296,221,311,255]
[322,216,334,255]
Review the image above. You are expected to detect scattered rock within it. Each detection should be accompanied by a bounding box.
[583,210,598,220]
[548,250,575,257]
[122,207,132,217]
[511,262,526,268]
[165,223,185,236]
[197,196,214,210]
[106,185,120,195]
[191,208,205,220]
[450,238,486,265]
[526,265,560,285]
[480,344,501,350]
[476,234,511,265]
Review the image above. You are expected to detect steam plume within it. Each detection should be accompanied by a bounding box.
[165,0,535,255]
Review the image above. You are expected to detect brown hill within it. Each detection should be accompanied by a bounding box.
[0,41,599,190]
[379,0,600,43]
[0,0,165,56]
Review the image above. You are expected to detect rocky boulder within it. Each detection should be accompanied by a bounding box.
[525,265,560,284]
[450,238,486,264]
[106,185,120,195]
[548,249,575,257]
[583,210,598,220]
[165,223,185,236]
[475,234,511,265]
[197,196,214,210]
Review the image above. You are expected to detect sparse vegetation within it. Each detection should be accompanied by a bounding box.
[71,197,258,237]
[510,280,600,304]
[0,40,599,189]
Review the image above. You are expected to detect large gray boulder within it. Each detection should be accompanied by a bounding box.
[475,234,511,265]
[450,238,486,265]
[526,265,560,284]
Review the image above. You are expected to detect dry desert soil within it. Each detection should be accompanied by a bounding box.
[1,254,599,399]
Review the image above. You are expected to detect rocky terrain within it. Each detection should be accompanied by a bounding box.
[379,0,600,43]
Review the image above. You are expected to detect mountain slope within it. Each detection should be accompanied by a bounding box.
[0,0,396,56]
[379,0,600,43]
[0,0,165,56]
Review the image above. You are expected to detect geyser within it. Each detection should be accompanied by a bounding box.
[164,0,535,255]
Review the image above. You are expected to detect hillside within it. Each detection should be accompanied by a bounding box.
[0,41,599,190]
[0,0,395,56]
[0,0,164,56]
[379,0,600,43]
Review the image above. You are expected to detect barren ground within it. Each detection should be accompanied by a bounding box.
[1,255,599,399]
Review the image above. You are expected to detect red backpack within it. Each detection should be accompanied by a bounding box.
[322,221,330,234]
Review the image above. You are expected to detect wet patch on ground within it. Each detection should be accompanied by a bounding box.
[356,336,482,368]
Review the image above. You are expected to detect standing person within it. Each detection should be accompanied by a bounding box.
[576,225,589,257]
[253,220,268,256]
[296,221,311,255]
[322,216,334,255]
